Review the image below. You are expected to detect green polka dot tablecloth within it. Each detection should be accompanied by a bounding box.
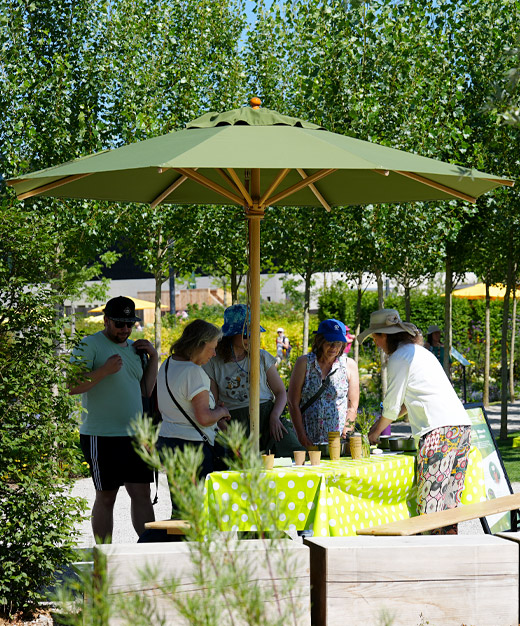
[204,449,485,537]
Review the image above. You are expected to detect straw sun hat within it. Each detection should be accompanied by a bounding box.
[357,309,420,344]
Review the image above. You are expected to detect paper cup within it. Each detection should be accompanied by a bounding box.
[309,450,321,466]
[328,438,341,461]
[328,431,340,441]
[294,450,306,466]
[350,434,362,460]
[262,454,275,470]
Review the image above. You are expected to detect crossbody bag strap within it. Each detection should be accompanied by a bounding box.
[300,370,334,414]
[165,357,211,445]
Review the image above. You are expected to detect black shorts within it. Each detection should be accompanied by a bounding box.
[80,434,153,491]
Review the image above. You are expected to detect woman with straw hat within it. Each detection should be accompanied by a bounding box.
[358,309,472,534]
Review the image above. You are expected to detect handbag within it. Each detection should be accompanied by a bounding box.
[300,370,333,414]
[139,352,162,425]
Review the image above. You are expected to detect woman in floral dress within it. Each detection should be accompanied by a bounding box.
[288,319,359,448]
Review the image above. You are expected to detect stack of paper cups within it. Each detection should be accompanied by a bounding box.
[328,431,341,460]
[350,433,362,460]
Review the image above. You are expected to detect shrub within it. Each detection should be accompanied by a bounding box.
[0,211,86,618]
[318,282,519,402]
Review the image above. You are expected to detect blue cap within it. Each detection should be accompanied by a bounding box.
[221,304,266,337]
[315,318,347,342]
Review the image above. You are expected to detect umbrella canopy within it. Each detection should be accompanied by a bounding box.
[9,106,511,207]
[452,283,520,300]
[88,297,167,313]
[8,101,514,452]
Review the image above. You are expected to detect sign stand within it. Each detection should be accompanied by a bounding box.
[464,402,518,533]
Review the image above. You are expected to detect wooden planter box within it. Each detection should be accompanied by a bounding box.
[304,536,518,626]
[94,539,310,625]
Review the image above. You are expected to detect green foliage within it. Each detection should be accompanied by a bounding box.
[0,211,86,618]
[318,283,518,403]
[57,419,306,625]
[495,431,520,482]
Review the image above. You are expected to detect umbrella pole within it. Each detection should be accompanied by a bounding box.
[247,170,263,455]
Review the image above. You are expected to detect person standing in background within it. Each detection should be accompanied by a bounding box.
[424,324,445,365]
[69,296,158,543]
[275,327,290,368]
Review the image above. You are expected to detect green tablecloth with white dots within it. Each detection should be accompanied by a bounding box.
[204,449,485,537]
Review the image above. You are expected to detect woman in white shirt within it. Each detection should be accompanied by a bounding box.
[359,309,471,534]
[157,319,230,480]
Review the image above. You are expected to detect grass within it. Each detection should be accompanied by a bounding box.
[495,432,520,483]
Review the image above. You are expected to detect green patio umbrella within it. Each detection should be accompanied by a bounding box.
[7,99,514,451]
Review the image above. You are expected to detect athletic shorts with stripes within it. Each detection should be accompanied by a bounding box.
[80,434,153,491]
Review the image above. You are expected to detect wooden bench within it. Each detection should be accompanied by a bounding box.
[144,519,191,535]
[357,492,520,536]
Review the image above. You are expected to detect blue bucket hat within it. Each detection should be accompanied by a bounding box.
[315,318,347,342]
[221,304,266,337]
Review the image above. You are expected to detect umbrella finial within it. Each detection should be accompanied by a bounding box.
[250,97,261,109]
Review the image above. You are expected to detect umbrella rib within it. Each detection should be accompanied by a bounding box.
[174,168,243,205]
[259,168,291,207]
[265,169,336,206]
[6,178,29,186]
[393,170,477,203]
[226,168,253,207]
[297,168,330,212]
[16,174,92,201]
[485,177,515,187]
[216,168,251,206]
[150,169,199,208]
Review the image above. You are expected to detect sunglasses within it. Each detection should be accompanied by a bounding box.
[111,320,134,329]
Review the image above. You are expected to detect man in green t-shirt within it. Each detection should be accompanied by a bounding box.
[69,296,158,542]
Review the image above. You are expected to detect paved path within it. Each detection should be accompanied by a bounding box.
[72,400,520,547]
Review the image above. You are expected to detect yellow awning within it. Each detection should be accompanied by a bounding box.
[84,315,104,323]
[88,297,167,313]
[452,283,520,300]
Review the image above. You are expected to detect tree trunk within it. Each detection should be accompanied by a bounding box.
[376,270,387,396]
[231,265,238,304]
[509,269,517,402]
[354,272,362,363]
[483,279,491,407]
[169,271,176,315]
[443,254,452,378]
[302,268,312,355]
[404,284,411,322]
[500,249,514,441]
[154,270,163,357]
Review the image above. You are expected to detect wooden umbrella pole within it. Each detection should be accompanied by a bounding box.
[247,168,263,454]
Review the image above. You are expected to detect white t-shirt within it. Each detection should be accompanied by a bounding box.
[202,350,276,411]
[383,342,471,440]
[157,358,218,444]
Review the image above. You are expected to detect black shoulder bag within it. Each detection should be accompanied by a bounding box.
[300,370,334,414]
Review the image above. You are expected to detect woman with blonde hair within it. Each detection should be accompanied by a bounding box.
[156,319,230,479]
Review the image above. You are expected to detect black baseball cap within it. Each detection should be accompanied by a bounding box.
[103,296,141,322]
